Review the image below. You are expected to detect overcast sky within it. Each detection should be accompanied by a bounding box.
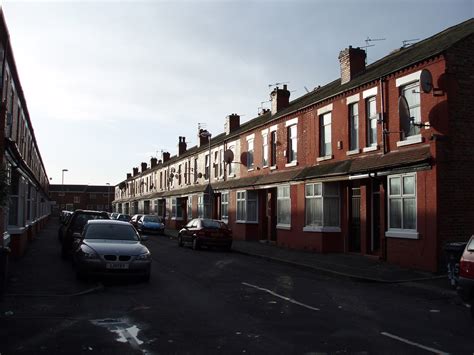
[1,0,472,186]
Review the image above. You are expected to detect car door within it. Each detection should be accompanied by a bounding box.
[183,219,196,242]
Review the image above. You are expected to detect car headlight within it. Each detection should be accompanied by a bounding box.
[136,251,151,261]
[81,245,99,260]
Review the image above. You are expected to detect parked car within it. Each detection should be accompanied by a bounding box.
[73,220,151,281]
[458,235,474,318]
[110,212,120,220]
[137,215,165,234]
[58,210,74,241]
[60,210,110,258]
[178,218,232,251]
[116,214,131,222]
[130,214,143,228]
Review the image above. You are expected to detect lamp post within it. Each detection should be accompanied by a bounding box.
[106,183,110,212]
[199,129,212,218]
[61,169,68,185]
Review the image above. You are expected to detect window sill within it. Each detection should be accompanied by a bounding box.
[236,221,258,224]
[385,230,419,239]
[317,155,333,162]
[227,174,236,178]
[262,165,269,169]
[270,166,278,171]
[247,168,255,172]
[363,145,378,153]
[303,226,341,233]
[396,135,423,147]
[277,224,291,230]
[285,161,298,167]
[346,149,360,156]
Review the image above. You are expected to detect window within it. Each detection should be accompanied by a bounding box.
[304,182,340,230]
[178,165,182,185]
[194,158,198,183]
[349,103,359,151]
[187,196,192,219]
[262,134,268,167]
[219,149,224,177]
[171,198,177,218]
[221,192,229,221]
[277,185,291,227]
[366,96,377,146]
[270,131,277,166]
[401,81,421,138]
[287,125,297,162]
[236,190,258,223]
[197,195,204,218]
[205,154,210,180]
[214,151,219,178]
[388,174,417,232]
[319,112,332,157]
[74,196,80,204]
[247,139,254,168]
[227,146,235,176]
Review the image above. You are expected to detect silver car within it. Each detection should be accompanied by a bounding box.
[73,220,152,281]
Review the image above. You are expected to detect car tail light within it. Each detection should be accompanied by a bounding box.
[459,257,474,278]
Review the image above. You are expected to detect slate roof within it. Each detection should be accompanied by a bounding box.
[49,184,112,193]
[117,19,473,185]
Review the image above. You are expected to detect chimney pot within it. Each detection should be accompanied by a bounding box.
[127,173,132,179]
[141,162,147,173]
[225,113,240,135]
[178,136,187,156]
[150,157,158,168]
[162,152,171,163]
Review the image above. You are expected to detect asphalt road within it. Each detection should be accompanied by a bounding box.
[0,222,473,354]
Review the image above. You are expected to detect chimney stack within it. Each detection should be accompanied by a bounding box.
[150,157,158,168]
[162,152,171,163]
[133,167,139,176]
[178,136,187,156]
[270,84,290,115]
[127,173,132,179]
[141,162,148,173]
[224,113,240,135]
[339,46,366,85]
[198,129,210,147]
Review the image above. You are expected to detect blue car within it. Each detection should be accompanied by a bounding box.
[137,215,165,235]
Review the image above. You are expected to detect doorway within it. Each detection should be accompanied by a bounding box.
[349,187,361,252]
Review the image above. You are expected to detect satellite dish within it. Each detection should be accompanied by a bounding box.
[170,167,176,173]
[420,69,433,93]
[197,172,203,179]
[223,149,234,164]
[169,172,174,179]
[175,174,179,179]
[398,95,411,137]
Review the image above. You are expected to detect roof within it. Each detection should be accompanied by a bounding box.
[117,19,473,185]
[49,185,113,193]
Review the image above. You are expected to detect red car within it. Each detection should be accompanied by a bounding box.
[458,235,474,318]
[177,218,232,251]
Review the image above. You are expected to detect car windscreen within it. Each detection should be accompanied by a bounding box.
[143,216,161,223]
[468,238,474,251]
[71,214,108,231]
[201,220,222,229]
[85,224,139,241]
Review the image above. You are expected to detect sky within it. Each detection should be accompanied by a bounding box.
[0,0,472,186]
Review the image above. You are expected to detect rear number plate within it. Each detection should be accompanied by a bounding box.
[106,263,129,269]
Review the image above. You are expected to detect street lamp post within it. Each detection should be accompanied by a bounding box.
[62,169,68,185]
[200,130,212,219]
[106,183,110,212]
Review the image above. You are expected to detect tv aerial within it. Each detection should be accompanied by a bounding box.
[268,82,289,89]
[402,38,419,47]
[363,36,386,63]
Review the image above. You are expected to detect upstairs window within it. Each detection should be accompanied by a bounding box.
[366,97,377,147]
[247,138,254,169]
[287,125,297,163]
[270,131,277,167]
[319,112,332,157]
[205,154,210,180]
[349,103,359,151]
[262,133,269,167]
[401,81,421,138]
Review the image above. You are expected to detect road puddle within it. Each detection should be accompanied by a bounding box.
[91,318,151,354]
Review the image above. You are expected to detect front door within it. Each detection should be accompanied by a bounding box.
[267,189,277,242]
[371,181,381,252]
[349,187,361,252]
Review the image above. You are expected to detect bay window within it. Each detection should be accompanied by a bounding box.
[387,173,418,238]
[236,190,258,223]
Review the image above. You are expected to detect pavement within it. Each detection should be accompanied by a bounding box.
[164,228,454,292]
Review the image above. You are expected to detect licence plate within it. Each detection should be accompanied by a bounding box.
[106,263,129,269]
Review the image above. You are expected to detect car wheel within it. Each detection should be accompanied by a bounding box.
[178,234,184,247]
[192,238,200,251]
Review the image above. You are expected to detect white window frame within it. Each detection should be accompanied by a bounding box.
[247,138,254,169]
[262,133,269,168]
[366,96,377,147]
[386,173,418,239]
[319,112,332,158]
[287,124,298,165]
[236,190,258,223]
[399,81,421,141]
[221,191,229,222]
[277,185,291,228]
[197,194,204,218]
[348,102,359,152]
[303,182,341,232]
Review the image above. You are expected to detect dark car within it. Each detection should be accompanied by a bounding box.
[130,214,143,228]
[60,210,110,258]
[458,235,474,318]
[137,215,165,234]
[73,220,151,282]
[116,214,131,222]
[178,218,232,251]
